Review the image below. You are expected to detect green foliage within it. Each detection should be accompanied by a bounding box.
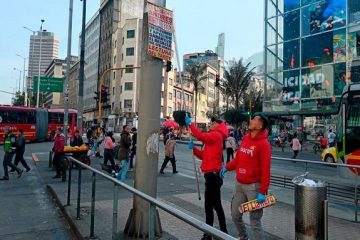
[12,92,25,106]
[222,109,248,126]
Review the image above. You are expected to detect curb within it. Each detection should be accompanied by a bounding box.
[46,185,84,240]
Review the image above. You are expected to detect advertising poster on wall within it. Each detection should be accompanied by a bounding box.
[333,62,347,96]
[282,70,300,105]
[301,65,333,98]
[333,30,346,62]
[147,2,173,61]
[308,0,346,34]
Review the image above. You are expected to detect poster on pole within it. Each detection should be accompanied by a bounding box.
[147,1,173,62]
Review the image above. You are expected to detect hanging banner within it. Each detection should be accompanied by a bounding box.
[147,1,173,61]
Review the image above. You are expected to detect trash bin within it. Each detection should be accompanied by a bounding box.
[294,178,327,240]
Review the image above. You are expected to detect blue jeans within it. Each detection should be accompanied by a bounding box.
[117,159,129,181]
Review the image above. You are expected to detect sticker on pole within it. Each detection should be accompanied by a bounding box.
[238,194,276,213]
[147,1,173,61]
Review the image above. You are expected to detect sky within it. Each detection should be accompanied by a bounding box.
[0,0,264,105]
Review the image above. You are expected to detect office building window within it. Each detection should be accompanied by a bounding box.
[127,30,135,38]
[169,93,172,100]
[124,82,133,91]
[168,107,172,114]
[169,78,173,85]
[126,47,135,56]
[124,99,133,109]
[125,64,134,73]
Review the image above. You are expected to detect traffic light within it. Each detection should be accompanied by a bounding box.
[101,85,109,103]
[246,111,250,115]
[166,61,172,72]
[215,74,220,87]
[94,91,100,101]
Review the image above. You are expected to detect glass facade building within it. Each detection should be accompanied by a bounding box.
[264,0,360,114]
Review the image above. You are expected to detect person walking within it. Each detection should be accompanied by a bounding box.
[103,131,116,171]
[116,125,131,181]
[327,129,336,147]
[186,116,228,240]
[14,129,31,172]
[0,127,23,180]
[129,127,137,171]
[225,132,236,163]
[160,134,178,174]
[291,133,301,159]
[220,115,271,240]
[52,128,66,182]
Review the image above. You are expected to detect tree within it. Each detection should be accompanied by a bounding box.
[223,59,255,110]
[29,92,45,107]
[12,91,25,106]
[184,62,208,125]
[217,77,234,111]
[243,86,264,114]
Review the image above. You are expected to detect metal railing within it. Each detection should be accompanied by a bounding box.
[270,156,360,222]
[65,157,236,240]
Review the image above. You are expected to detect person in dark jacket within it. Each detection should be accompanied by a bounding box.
[52,128,66,181]
[116,125,131,181]
[0,127,23,180]
[129,127,137,170]
[221,115,271,240]
[14,129,31,172]
[70,130,84,161]
[186,116,228,240]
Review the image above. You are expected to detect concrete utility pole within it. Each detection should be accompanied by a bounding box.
[64,0,73,145]
[124,0,165,238]
[36,19,45,108]
[77,0,86,135]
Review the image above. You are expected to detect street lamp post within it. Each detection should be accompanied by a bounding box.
[23,26,36,107]
[16,54,27,94]
[13,67,22,92]
[36,19,45,108]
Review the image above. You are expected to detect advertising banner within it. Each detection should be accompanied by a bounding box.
[147,2,173,61]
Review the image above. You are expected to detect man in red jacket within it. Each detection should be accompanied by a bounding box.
[186,116,228,240]
[52,128,66,181]
[221,115,271,240]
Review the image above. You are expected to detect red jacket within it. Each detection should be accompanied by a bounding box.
[190,122,228,173]
[226,130,271,195]
[53,133,65,153]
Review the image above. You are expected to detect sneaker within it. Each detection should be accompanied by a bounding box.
[201,234,212,240]
[173,171,178,174]
[17,170,23,178]
[9,169,16,174]
[0,176,9,181]
[26,168,31,173]
[160,171,164,174]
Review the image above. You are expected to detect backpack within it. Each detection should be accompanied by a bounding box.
[113,144,121,160]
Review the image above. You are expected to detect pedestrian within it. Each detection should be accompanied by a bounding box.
[160,133,178,174]
[327,129,336,147]
[52,128,66,182]
[86,127,93,144]
[129,127,137,171]
[297,129,304,151]
[14,129,31,172]
[291,133,301,159]
[0,127,23,180]
[186,116,228,240]
[103,131,116,171]
[116,125,131,181]
[220,115,271,240]
[225,131,236,163]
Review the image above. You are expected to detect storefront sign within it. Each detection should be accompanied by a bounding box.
[147,2,173,61]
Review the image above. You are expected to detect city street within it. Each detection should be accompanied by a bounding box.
[1,140,359,239]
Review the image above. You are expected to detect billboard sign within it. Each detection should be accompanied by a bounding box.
[33,76,64,92]
[147,1,173,61]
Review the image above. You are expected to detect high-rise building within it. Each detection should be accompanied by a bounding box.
[27,31,59,91]
[264,0,360,133]
[215,33,225,60]
[83,11,100,126]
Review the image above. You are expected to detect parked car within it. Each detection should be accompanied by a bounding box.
[321,147,336,163]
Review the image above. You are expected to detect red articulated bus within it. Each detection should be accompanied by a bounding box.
[0,106,77,142]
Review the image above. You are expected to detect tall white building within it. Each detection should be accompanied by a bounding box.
[27,31,59,90]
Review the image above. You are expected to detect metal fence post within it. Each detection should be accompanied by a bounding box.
[305,161,308,172]
[324,200,328,240]
[149,203,155,239]
[66,158,73,206]
[90,172,96,238]
[49,151,53,168]
[76,166,82,220]
[112,184,119,240]
[355,168,359,222]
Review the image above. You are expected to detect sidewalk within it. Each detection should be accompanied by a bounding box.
[0,162,74,239]
[36,153,359,239]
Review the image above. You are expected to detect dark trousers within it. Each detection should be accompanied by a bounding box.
[226,148,234,163]
[204,172,227,233]
[53,152,65,176]
[129,147,136,169]
[3,152,20,178]
[160,156,177,173]
[292,150,299,159]
[14,151,30,171]
[103,149,115,170]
